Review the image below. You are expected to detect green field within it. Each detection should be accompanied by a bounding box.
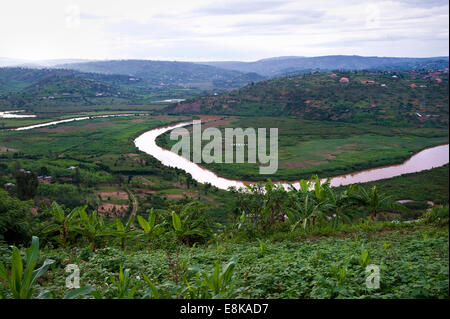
[0,223,447,299]
[157,116,449,181]
[1,113,449,301]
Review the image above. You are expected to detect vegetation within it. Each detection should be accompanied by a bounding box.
[0,64,448,300]
[169,70,448,127]
[157,116,448,181]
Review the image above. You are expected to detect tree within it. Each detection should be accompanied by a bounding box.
[0,189,33,244]
[40,202,83,247]
[14,170,39,200]
[73,167,81,185]
[168,201,211,246]
[354,185,402,220]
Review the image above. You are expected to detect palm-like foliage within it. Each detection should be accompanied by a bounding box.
[40,202,83,247]
[169,201,211,246]
[353,185,401,220]
[74,209,111,251]
[137,208,166,241]
[115,216,139,251]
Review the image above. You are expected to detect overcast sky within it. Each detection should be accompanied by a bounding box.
[0,0,448,61]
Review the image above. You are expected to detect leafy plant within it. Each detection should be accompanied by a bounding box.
[115,216,138,251]
[0,236,54,299]
[41,202,83,247]
[168,201,211,246]
[74,209,111,251]
[110,265,138,299]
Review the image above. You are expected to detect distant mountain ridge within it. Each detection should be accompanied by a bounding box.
[55,60,265,88]
[199,55,449,76]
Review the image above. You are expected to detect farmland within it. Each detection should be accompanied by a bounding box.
[157,116,449,181]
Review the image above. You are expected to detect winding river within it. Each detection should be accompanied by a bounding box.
[134,121,449,190]
[7,116,449,190]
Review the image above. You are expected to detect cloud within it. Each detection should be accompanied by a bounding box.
[0,0,448,61]
[192,0,289,15]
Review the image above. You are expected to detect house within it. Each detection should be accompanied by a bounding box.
[339,77,349,83]
[410,83,417,88]
[4,182,15,188]
[68,166,77,170]
[330,73,337,78]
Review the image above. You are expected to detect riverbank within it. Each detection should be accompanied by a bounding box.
[137,119,449,190]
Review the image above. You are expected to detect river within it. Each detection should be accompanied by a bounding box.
[8,117,448,190]
[134,121,449,190]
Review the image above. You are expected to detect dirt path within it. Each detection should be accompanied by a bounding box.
[126,188,139,226]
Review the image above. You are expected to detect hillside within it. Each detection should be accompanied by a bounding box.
[167,70,449,127]
[0,67,263,110]
[57,59,265,88]
[200,55,449,77]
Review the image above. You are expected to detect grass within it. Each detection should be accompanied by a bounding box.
[157,116,449,181]
[0,104,169,129]
[0,114,236,221]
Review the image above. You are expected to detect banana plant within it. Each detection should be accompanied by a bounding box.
[354,185,403,220]
[115,216,139,251]
[169,201,211,246]
[137,208,165,243]
[287,194,330,231]
[74,209,111,251]
[323,184,361,226]
[40,202,83,247]
[0,236,54,299]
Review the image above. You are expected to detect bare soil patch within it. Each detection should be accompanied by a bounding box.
[0,146,18,152]
[97,203,128,217]
[95,191,129,200]
[280,160,324,169]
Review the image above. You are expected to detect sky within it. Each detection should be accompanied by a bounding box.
[0,0,448,61]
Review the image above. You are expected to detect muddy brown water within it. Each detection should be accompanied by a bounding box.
[11,118,448,191]
[134,121,449,190]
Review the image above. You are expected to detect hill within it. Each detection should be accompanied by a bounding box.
[200,55,449,77]
[56,59,265,88]
[167,69,449,127]
[0,66,263,110]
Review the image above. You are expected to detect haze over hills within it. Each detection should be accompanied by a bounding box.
[0,58,94,68]
[1,55,448,111]
[199,55,450,76]
[55,60,265,88]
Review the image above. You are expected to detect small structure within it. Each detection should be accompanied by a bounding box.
[410,83,417,88]
[4,182,15,188]
[339,77,349,83]
[68,166,77,170]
